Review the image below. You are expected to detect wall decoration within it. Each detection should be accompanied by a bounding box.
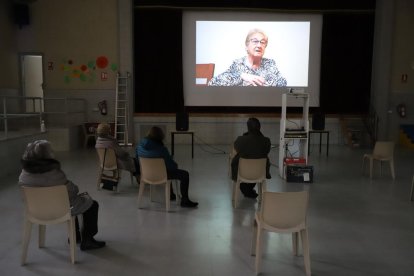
[96,56,109,69]
[101,72,108,81]
[59,56,117,83]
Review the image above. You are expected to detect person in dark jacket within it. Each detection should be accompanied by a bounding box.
[19,140,105,251]
[231,117,271,198]
[136,127,198,208]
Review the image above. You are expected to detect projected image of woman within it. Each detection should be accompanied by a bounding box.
[208,29,287,87]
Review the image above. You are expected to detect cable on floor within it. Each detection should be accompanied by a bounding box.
[193,134,227,154]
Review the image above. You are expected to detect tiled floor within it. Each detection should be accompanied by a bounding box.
[1,143,414,275]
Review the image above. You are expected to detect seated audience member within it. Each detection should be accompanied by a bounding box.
[231,117,271,198]
[136,126,198,208]
[95,123,138,175]
[18,140,105,251]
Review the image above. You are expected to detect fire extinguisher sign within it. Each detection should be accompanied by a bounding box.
[101,72,108,81]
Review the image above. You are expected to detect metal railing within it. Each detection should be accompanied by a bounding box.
[0,96,43,140]
[0,96,87,140]
[43,97,87,128]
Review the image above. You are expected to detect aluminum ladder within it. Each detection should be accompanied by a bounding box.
[115,72,132,146]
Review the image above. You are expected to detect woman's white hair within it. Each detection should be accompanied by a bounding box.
[245,28,268,46]
[22,140,55,160]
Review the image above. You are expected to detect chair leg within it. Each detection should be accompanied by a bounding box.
[21,219,32,265]
[97,172,103,190]
[233,181,240,208]
[255,227,263,275]
[38,225,46,248]
[251,219,258,256]
[369,158,373,178]
[390,160,395,179]
[292,232,299,256]
[301,229,311,276]
[257,181,266,205]
[129,172,134,186]
[165,181,170,212]
[137,182,145,209]
[173,180,181,203]
[68,218,76,264]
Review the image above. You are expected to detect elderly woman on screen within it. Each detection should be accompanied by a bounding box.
[95,122,138,175]
[208,28,287,87]
[18,140,105,250]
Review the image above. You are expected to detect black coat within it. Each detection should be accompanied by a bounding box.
[231,130,271,181]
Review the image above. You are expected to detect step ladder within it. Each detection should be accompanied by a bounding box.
[115,72,132,146]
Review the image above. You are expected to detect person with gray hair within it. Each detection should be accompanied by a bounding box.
[19,140,106,251]
[208,28,287,87]
[95,122,138,175]
[231,118,271,198]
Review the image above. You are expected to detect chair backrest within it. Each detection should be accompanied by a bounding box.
[139,157,168,185]
[196,63,215,85]
[238,158,267,182]
[83,122,97,137]
[261,191,309,231]
[96,148,118,170]
[373,141,394,158]
[21,185,71,224]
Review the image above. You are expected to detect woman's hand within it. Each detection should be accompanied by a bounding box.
[241,73,266,86]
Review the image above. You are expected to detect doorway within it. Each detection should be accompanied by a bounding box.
[20,54,44,112]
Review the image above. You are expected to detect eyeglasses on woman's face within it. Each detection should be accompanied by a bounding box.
[250,39,267,46]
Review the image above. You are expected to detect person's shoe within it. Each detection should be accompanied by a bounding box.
[170,193,176,201]
[180,199,198,208]
[80,238,106,251]
[91,238,106,247]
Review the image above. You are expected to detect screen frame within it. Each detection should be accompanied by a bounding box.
[182,11,322,107]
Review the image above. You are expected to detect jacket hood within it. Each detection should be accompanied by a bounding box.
[140,137,164,149]
[21,158,61,174]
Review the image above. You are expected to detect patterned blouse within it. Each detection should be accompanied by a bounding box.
[208,56,287,87]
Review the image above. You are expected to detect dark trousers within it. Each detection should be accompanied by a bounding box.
[167,169,190,199]
[75,200,99,241]
[240,183,256,195]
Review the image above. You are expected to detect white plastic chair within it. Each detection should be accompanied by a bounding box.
[232,158,267,208]
[251,190,310,276]
[83,123,97,148]
[138,157,180,212]
[20,185,76,265]
[96,148,134,191]
[362,141,395,179]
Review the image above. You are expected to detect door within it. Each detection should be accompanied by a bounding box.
[20,54,44,113]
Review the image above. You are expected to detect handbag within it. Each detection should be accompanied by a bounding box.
[100,176,118,191]
[78,191,92,200]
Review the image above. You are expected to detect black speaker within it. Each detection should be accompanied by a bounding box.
[176,112,189,131]
[13,4,30,28]
[312,112,325,130]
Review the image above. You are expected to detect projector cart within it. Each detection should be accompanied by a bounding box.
[278,92,310,180]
